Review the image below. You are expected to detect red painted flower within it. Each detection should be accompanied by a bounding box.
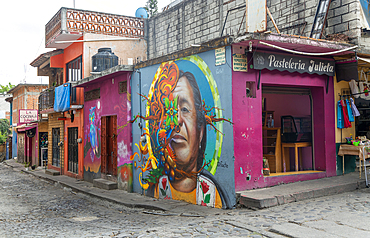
[201,180,209,194]
[162,178,167,189]
[164,195,171,200]
[201,201,207,206]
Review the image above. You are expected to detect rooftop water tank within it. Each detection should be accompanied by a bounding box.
[92,48,118,72]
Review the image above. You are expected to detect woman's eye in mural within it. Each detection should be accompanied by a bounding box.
[181,106,190,113]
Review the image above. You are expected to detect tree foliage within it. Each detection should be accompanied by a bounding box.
[0,119,10,144]
[145,0,158,18]
[0,82,15,94]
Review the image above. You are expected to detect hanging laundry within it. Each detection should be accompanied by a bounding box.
[350,98,360,117]
[337,100,344,129]
[340,99,352,128]
[346,99,354,122]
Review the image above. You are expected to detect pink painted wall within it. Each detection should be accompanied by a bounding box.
[233,67,336,191]
[82,71,133,191]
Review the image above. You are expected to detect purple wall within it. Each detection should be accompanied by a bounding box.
[82,72,133,191]
[233,67,336,191]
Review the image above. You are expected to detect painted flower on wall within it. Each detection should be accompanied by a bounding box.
[164,93,178,130]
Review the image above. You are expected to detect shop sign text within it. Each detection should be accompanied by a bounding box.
[253,52,335,76]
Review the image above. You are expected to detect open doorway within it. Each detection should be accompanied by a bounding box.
[262,86,317,176]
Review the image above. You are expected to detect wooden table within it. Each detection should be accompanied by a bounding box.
[337,144,370,178]
[282,142,312,172]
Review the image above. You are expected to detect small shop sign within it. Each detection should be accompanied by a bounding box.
[233,54,248,72]
[215,47,226,66]
[19,109,38,124]
[253,51,335,76]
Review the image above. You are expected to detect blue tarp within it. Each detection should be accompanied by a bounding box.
[54,83,71,112]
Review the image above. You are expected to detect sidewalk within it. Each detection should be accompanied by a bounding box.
[3,159,369,212]
[3,159,227,217]
[238,171,368,209]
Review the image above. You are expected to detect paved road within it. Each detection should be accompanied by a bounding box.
[2,162,370,238]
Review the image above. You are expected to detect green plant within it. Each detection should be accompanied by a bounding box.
[24,162,30,168]
[0,82,15,93]
[145,0,158,18]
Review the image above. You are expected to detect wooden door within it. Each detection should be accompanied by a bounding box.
[101,117,107,174]
[101,116,117,176]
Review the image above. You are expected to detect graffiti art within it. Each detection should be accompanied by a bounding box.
[89,106,99,161]
[131,56,233,208]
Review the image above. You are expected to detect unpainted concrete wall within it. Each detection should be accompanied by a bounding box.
[146,0,361,59]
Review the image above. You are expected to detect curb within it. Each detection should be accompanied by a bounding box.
[3,161,169,211]
[238,180,367,209]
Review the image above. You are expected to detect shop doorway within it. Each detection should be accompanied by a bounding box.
[262,86,315,175]
[68,127,78,174]
[17,133,25,163]
[101,116,117,176]
[52,128,60,167]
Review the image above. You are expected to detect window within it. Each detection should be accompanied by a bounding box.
[66,56,82,82]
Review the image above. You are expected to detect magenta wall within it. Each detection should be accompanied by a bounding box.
[82,72,133,191]
[233,67,336,191]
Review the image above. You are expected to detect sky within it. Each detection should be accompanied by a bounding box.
[0,0,173,86]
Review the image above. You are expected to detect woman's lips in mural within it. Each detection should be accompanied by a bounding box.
[171,134,187,143]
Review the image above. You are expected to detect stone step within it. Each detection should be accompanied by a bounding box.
[93,178,118,190]
[45,169,60,176]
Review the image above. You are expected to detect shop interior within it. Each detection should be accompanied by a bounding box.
[262,86,322,176]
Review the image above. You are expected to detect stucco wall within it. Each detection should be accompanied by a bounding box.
[82,72,132,191]
[232,44,336,191]
[131,48,235,208]
[83,33,147,78]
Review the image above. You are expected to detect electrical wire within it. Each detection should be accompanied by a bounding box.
[259,41,358,56]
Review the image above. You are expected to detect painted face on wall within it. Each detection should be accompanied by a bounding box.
[171,76,203,173]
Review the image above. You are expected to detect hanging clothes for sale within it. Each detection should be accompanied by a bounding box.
[349,80,360,98]
[346,99,354,122]
[337,100,344,129]
[340,99,352,128]
[350,98,360,117]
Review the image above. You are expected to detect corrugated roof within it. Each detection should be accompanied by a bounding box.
[30,49,63,67]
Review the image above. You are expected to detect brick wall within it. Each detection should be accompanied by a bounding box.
[267,0,361,42]
[48,113,64,169]
[146,0,361,59]
[10,85,48,125]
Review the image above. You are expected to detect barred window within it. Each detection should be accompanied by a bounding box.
[66,56,82,82]
[85,88,100,101]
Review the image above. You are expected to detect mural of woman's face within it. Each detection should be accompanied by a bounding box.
[171,76,203,173]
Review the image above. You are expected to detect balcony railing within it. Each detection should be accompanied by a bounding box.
[39,87,55,112]
[45,7,145,48]
[38,86,78,116]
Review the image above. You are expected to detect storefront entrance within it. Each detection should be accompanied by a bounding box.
[68,127,78,174]
[262,86,315,175]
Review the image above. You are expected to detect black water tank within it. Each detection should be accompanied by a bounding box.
[92,48,118,72]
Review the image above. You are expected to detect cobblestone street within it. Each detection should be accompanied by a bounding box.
[2,162,370,238]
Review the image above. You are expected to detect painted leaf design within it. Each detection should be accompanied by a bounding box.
[204,194,210,204]
[165,97,170,109]
[166,116,170,126]
[174,95,178,108]
[160,188,166,196]
[173,115,178,125]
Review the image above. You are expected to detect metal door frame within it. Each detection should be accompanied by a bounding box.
[68,127,78,174]
[52,128,60,167]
